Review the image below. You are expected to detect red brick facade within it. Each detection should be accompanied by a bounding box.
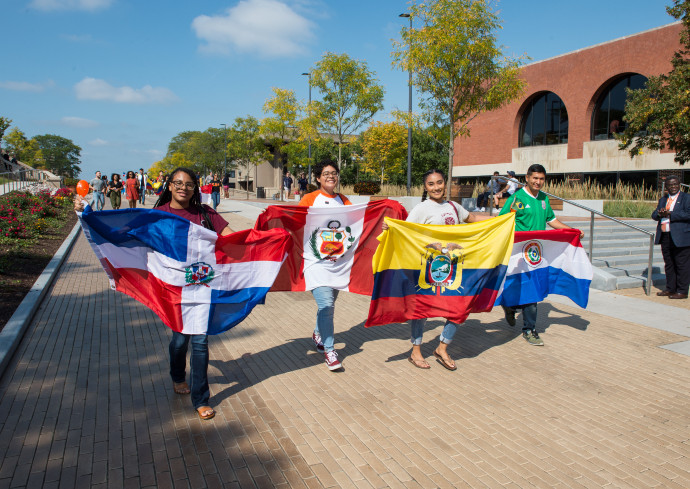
[454,23,683,174]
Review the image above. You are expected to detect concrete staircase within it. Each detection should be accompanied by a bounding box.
[570,219,665,290]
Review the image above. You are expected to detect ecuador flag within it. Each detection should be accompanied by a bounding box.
[365,213,515,327]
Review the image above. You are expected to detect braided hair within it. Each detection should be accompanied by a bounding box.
[153,167,202,209]
[420,168,446,202]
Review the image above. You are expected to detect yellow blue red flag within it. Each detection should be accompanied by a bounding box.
[365,213,515,327]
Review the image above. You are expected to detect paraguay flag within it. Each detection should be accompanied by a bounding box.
[254,200,408,295]
[495,229,593,308]
[78,206,291,334]
[365,213,516,326]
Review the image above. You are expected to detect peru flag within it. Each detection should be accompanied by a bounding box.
[254,200,408,295]
[78,206,291,335]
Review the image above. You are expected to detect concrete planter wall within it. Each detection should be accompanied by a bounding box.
[556,199,604,217]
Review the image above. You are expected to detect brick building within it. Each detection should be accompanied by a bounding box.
[454,22,684,186]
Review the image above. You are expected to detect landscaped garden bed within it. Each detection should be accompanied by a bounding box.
[0,188,77,331]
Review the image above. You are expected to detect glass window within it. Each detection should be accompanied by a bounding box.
[591,74,647,140]
[519,92,568,147]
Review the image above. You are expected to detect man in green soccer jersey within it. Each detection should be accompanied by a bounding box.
[499,164,584,346]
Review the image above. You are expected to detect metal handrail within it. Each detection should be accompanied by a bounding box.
[0,169,50,194]
[488,175,655,295]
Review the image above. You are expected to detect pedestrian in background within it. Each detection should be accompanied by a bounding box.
[125,170,139,208]
[108,173,123,209]
[653,175,690,299]
[89,171,106,211]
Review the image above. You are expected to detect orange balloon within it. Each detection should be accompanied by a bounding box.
[76,180,89,197]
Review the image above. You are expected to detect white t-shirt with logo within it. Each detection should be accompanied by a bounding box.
[406,199,470,226]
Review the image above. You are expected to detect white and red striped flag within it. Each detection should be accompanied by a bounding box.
[254,200,408,295]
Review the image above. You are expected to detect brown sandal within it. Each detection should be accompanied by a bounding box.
[408,356,431,369]
[433,350,457,371]
[173,382,190,395]
[197,406,215,420]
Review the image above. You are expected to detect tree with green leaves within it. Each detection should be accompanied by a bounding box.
[261,88,301,188]
[619,1,690,165]
[33,134,82,177]
[392,0,526,199]
[228,116,268,196]
[0,117,12,152]
[3,128,43,168]
[310,53,385,169]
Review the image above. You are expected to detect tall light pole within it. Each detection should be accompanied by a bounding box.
[301,72,312,183]
[220,123,227,178]
[399,13,413,196]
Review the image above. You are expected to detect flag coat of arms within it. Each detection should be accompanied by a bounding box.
[495,229,593,308]
[79,206,291,335]
[254,200,408,294]
[365,213,516,327]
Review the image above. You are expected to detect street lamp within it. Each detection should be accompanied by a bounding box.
[301,72,312,183]
[220,123,227,179]
[399,13,413,196]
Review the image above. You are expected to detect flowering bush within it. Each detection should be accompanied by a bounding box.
[353,181,381,195]
[54,187,74,198]
[0,190,72,240]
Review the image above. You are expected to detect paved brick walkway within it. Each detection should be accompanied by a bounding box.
[0,202,689,488]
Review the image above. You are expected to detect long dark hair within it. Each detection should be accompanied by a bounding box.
[153,167,202,209]
[420,168,446,202]
[111,173,120,182]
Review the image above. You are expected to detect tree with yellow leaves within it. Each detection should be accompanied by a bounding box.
[392,0,526,199]
[360,121,407,184]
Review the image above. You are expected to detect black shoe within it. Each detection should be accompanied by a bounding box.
[504,307,516,327]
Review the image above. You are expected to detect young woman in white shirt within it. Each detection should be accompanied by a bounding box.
[401,169,479,370]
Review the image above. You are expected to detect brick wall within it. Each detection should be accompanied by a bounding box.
[455,23,683,171]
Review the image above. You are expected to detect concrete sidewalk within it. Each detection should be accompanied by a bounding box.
[0,198,689,488]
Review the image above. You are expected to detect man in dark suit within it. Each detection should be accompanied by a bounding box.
[653,175,690,299]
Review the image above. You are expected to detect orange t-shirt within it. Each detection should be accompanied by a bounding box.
[298,190,351,207]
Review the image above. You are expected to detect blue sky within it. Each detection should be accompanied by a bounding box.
[2,0,676,178]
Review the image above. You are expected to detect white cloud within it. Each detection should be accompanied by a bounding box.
[191,0,315,58]
[61,116,100,128]
[74,78,179,104]
[0,80,54,92]
[30,0,113,11]
[88,138,109,146]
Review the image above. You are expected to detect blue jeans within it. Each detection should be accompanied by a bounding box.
[90,192,104,211]
[139,187,146,205]
[410,318,459,345]
[311,287,339,352]
[505,303,538,332]
[169,332,209,409]
[211,192,220,209]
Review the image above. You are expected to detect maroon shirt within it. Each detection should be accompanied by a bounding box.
[156,203,229,234]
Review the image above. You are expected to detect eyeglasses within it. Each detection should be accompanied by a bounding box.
[171,181,196,190]
[320,171,338,177]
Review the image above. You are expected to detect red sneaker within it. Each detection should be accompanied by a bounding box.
[312,332,325,352]
[324,350,342,371]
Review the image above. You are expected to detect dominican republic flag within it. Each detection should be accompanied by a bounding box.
[495,229,593,308]
[78,206,291,335]
[365,213,515,327]
[254,200,408,295]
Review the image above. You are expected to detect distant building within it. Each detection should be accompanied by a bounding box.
[453,22,684,187]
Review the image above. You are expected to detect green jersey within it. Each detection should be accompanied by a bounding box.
[499,187,556,232]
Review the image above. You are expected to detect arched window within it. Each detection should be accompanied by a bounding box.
[591,74,647,140]
[519,92,568,147]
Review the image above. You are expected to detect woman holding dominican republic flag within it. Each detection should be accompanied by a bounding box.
[400,169,480,371]
[153,167,234,420]
[298,159,352,371]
